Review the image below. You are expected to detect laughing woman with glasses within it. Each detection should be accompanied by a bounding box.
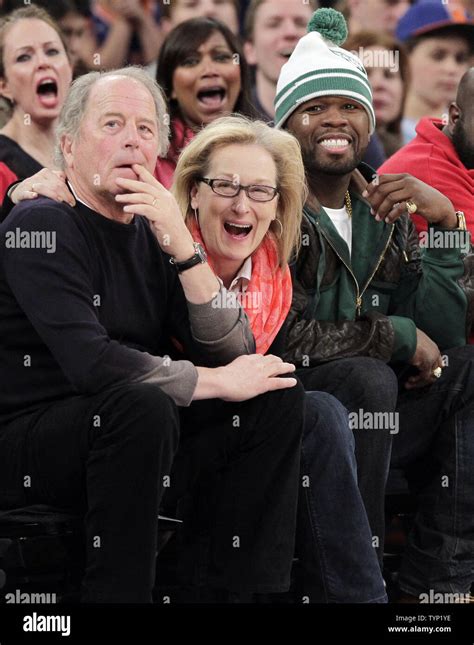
[171,115,387,603]
[173,115,297,351]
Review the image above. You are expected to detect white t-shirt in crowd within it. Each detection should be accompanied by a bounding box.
[323,204,352,256]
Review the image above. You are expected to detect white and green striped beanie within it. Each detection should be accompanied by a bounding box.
[274,8,376,133]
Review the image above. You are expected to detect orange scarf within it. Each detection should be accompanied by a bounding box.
[190,221,292,354]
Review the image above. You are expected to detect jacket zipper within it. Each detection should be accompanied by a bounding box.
[317,221,394,317]
[359,226,394,314]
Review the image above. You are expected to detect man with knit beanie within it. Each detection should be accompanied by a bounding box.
[277,8,474,601]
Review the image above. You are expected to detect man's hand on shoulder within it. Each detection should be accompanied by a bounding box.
[363,173,457,228]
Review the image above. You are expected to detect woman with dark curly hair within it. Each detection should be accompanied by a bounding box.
[155,16,255,188]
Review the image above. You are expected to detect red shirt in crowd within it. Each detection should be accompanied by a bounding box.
[0,162,18,204]
[379,117,474,234]
[380,117,474,344]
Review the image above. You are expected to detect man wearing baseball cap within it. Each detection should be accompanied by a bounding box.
[277,8,474,600]
[396,0,474,143]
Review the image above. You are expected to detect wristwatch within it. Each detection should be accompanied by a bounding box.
[169,242,207,273]
[455,211,467,230]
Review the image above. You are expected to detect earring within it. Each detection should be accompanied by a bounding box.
[274,218,283,238]
[193,207,199,225]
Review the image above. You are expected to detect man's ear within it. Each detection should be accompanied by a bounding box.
[448,102,461,129]
[243,40,257,67]
[61,133,75,169]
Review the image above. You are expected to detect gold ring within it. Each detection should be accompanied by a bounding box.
[152,197,158,208]
[406,200,418,214]
[433,366,442,378]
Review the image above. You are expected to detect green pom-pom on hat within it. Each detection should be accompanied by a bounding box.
[307,7,348,46]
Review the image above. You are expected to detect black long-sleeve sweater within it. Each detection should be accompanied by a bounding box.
[0,198,253,419]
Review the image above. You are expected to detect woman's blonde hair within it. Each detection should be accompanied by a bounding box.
[172,114,306,267]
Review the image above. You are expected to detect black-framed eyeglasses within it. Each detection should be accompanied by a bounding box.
[199,177,279,202]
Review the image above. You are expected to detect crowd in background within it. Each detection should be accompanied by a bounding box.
[0,0,473,179]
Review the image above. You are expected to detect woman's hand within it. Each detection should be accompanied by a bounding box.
[115,163,195,259]
[10,169,75,207]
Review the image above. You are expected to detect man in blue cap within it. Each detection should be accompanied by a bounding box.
[396,0,474,143]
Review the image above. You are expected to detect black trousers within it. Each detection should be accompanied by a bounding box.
[0,381,304,602]
[393,346,474,595]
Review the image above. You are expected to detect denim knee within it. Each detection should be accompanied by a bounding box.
[342,357,398,412]
[303,391,353,455]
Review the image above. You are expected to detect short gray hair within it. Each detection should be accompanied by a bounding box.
[55,66,170,168]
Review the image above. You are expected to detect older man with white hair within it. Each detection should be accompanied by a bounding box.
[0,67,305,603]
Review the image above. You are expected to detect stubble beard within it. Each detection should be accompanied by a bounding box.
[300,139,364,177]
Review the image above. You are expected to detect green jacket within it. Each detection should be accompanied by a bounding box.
[284,165,471,366]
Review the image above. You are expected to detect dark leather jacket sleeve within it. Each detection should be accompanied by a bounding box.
[283,279,395,366]
[283,213,395,366]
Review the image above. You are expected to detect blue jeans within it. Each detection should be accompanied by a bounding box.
[393,346,474,596]
[296,391,387,603]
[297,358,397,566]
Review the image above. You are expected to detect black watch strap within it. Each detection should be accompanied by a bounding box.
[169,243,207,273]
